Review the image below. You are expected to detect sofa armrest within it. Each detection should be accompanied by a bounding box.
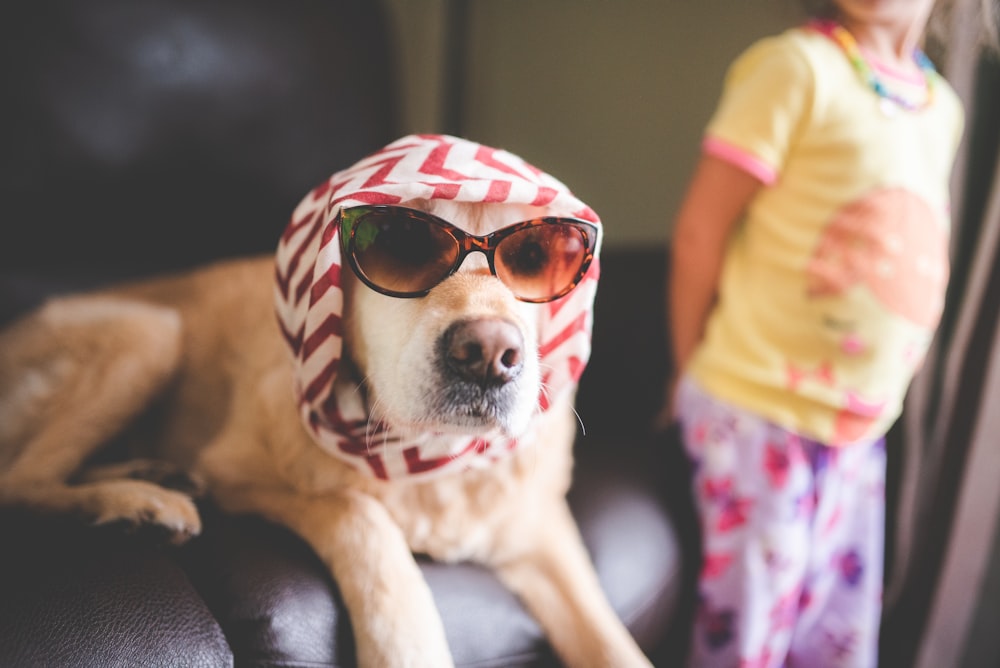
[0,511,232,667]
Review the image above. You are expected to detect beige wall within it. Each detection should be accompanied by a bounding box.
[382,1,795,248]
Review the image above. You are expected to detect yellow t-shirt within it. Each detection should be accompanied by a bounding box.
[687,26,964,445]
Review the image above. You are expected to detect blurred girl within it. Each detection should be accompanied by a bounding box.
[665,1,996,665]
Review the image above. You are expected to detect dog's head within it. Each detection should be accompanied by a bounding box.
[342,198,558,437]
[275,135,601,478]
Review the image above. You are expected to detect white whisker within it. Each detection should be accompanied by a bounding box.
[571,404,586,436]
[536,360,556,374]
[538,377,586,436]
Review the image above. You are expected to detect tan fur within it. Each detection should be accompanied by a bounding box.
[0,201,652,668]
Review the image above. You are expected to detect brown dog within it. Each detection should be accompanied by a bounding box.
[0,135,652,667]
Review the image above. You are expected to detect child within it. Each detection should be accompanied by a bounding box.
[665,1,993,665]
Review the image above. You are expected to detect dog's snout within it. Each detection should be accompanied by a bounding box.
[445,319,524,386]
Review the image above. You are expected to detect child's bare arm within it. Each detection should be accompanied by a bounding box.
[660,153,763,422]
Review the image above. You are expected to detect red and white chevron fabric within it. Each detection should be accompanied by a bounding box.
[274,134,602,480]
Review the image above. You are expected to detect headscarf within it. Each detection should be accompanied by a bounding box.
[274,135,601,480]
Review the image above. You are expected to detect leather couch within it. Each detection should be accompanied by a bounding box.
[0,1,694,665]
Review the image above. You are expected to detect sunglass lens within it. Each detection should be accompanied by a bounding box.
[351,211,458,295]
[495,223,589,302]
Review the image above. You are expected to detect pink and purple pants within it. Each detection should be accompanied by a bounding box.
[676,378,885,668]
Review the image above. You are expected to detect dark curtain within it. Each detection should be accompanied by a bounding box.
[881,2,1000,664]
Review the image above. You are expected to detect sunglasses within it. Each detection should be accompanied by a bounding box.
[338,205,598,303]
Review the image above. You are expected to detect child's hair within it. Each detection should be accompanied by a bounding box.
[797,0,999,53]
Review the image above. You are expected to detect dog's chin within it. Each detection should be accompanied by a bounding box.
[373,395,534,439]
[388,410,531,439]
[435,407,530,437]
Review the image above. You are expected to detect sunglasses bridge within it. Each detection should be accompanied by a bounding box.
[456,231,504,261]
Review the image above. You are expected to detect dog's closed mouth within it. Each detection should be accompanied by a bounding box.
[434,383,519,427]
[469,396,498,418]
[455,391,509,415]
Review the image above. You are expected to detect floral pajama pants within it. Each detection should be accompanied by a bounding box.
[676,378,885,668]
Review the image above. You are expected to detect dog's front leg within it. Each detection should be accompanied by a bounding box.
[492,499,654,668]
[213,486,454,668]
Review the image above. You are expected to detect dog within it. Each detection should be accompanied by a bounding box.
[0,135,652,667]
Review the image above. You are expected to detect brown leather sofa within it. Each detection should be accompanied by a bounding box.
[0,1,694,665]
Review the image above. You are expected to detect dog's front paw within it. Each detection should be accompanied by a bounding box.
[87,480,202,544]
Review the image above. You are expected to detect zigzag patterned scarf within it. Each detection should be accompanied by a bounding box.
[274,135,601,480]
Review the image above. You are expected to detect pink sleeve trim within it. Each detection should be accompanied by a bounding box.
[702,136,778,185]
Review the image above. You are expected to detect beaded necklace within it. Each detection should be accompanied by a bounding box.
[814,20,936,112]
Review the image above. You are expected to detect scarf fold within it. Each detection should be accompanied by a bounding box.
[274,134,602,480]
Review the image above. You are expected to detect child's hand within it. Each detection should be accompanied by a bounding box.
[651,375,679,432]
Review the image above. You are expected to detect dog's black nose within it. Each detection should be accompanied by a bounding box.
[444,318,524,386]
